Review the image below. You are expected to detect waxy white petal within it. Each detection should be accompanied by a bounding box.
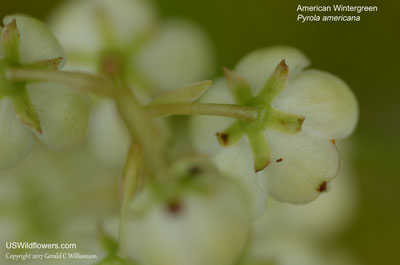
[263,126,339,204]
[273,70,359,139]
[212,140,267,217]
[27,82,90,151]
[123,176,251,265]
[0,98,33,169]
[3,14,64,64]
[235,46,310,94]
[135,19,215,91]
[259,164,358,240]
[87,100,131,167]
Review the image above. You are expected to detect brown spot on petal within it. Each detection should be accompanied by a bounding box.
[216,132,229,145]
[317,181,327,193]
[298,117,305,126]
[330,139,336,145]
[188,165,202,175]
[276,158,283,162]
[166,199,183,216]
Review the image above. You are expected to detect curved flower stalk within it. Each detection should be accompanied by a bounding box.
[190,46,358,204]
[0,14,89,169]
[121,158,251,265]
[50,0,215,167]
[50,0,215,93]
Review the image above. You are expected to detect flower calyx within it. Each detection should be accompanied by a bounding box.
[0,19,63,133]
[217,60,305,172]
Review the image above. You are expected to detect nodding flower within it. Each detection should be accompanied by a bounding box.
[191,46,358,206]
[50,0,215,93]
[121,158,252,265]
[0,15,90,169]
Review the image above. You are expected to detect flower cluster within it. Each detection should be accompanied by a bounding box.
[48,0,215,168]
[0,1,359,265]
[50,0,214,92]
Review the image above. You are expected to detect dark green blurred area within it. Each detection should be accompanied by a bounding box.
[1,0,399,264]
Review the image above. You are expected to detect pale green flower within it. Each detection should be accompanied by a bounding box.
[50,0,214,92]
[121,159,251,265]
[50,0,214,167]
[190,46,358,205]
[0,15,89,169]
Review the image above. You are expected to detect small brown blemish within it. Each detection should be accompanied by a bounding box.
[317,181,327,193]
[216,132,229,145]
[276,158,283,163]
[166,199,183,216]
[330,139,336,145]
[188,165,202,175]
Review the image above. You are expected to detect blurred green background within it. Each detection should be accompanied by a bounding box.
[1,0,399,264]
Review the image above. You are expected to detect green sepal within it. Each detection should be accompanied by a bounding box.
[224,67,253,105]
[217,61,302,173]
[119,144,142,246]
[10,84,42,133]
[94,7,115,48]
[120,144,142,204]
[0,60,11,99]
[216,121,244,146]
[97,223,119,254]
[24,57,63,70]
[150,80,212,104]
[246,129,271,172]
[264,108,305,135]
[256,59,288,105]
[1,19,20,62]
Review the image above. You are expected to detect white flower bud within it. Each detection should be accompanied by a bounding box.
[134,19,215,91]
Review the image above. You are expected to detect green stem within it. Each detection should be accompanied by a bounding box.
[6,69,258,122]
[145,103,258,122]
[113,80,168,179]
[5,68,113,96]
[119,144,141,249]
